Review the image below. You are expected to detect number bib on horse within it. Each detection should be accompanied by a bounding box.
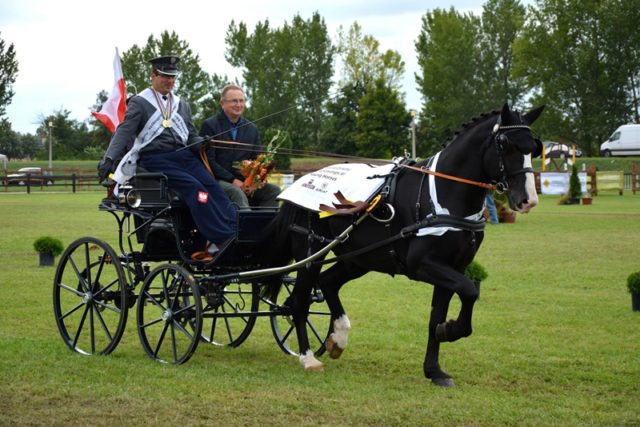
[277,163,395,212]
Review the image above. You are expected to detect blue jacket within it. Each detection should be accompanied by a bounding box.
[199,111,262,182]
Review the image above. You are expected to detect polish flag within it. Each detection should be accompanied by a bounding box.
[92,48,127,133]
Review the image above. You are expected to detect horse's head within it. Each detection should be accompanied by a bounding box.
[485,103,544,213]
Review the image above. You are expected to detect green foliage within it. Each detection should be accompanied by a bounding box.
[626,271,640,294]
[513,0,640,156]
[415,7,483,140]
[355,79,411,158]
[464,260,488,282]
[120,31,225,127]
[337,22,405,90]
[226,13,334,151]
[32,236,63,256]
[318,84,362,155]
[568,164,582,199]
[0,32,19,118]
[263,127,291,171]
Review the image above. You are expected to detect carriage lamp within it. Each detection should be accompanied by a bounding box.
[117,185,142,208]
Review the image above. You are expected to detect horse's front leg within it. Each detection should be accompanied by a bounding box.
[424,286,455,387]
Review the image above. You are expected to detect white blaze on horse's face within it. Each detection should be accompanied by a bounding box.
[519,154,538,213]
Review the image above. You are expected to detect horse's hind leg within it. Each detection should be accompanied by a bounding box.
[319,262,366,359]
[424,286,456,387]
[291,267,325,371]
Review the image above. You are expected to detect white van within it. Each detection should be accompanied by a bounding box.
[600,124,640,157]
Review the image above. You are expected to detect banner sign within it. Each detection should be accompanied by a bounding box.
[539,172,587,195]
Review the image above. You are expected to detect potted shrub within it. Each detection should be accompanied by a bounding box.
[33,236,64,266]
[465,260,488,299]
[626,271,640,312]
[562,164,582,205]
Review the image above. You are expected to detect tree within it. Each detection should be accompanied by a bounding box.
[478,0,527,109]
[319,83,364,156]
[225,13,334,151]
[355,79,411,158]
[513,0,639,155]
[415,8,483,147]
[0,33,19,119]
[36,110,92,160]
[117,31,226,129]
[337,22,405,91]
[323,22,408,158]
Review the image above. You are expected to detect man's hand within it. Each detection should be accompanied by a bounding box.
[97,157,114,183]
[231,178,248,193]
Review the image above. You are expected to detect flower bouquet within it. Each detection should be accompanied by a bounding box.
[235,135,280,195]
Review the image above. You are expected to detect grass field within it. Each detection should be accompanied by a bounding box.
[0,192,639,426]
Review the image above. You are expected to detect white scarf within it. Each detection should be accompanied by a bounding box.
[113,88,189,186]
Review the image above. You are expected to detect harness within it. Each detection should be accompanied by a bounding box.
[286,117,536,269]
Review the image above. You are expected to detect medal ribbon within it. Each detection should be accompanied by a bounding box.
[152,90,172,127]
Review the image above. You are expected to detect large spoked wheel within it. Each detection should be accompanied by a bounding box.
[200,281,259,347]
[53,237,128,356]
[270,276,332,356]
[136,264,202,364]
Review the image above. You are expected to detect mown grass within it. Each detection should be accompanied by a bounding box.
[0,192,639,426]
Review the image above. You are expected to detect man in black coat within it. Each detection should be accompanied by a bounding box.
[97,55,237,257]
[199,84,280,209]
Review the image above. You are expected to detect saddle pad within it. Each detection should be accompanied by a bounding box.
[278,163,395,212]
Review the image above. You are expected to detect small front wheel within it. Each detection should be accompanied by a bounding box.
[136,264,202,364]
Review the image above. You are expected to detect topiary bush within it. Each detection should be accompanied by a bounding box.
[33,236,64,256]
[464,260,488,283]
[626,271,640,294]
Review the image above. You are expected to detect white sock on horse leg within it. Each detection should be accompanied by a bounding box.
[331,314,351,349]
[299,350,324,371]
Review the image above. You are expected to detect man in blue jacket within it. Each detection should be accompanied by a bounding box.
[199,84,280,209]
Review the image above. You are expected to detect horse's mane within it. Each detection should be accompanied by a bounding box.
[443,110,499,148]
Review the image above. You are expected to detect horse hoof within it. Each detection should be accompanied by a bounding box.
[431,377,455,387]
[304,362,325,372]
[300,350,325,372]
[326,336,344,359]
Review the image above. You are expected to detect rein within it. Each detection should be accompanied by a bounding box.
[399,164,496,191]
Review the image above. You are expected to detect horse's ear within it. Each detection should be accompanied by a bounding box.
[500,103,510,123]
[523,105,545,125]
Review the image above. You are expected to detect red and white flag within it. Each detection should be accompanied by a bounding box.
[92,47,126,133]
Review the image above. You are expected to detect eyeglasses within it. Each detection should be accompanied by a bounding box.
[223,98,245,105]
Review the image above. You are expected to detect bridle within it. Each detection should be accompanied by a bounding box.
[401,119,537,193]
[491,123,536,193]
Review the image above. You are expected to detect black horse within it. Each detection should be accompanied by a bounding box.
[261,104,543,386]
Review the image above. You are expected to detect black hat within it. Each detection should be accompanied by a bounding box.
[149,55,180,76]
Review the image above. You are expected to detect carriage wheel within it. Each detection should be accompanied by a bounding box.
[270,277,332,356]
[53,237,128,356]
[199,281,259,347]
[136,264,202,364]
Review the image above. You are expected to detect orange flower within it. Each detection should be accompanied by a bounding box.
[233,140,279,196]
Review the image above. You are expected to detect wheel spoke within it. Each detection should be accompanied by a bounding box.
[54,237,128,357]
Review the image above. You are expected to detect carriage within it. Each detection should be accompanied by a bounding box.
[53,104,544,385]
[52,172,333,365]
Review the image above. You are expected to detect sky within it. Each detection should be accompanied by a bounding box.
[1,0,489,136]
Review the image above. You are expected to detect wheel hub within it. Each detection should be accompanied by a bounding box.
[82,292,93,304]
[162,309,173,321]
